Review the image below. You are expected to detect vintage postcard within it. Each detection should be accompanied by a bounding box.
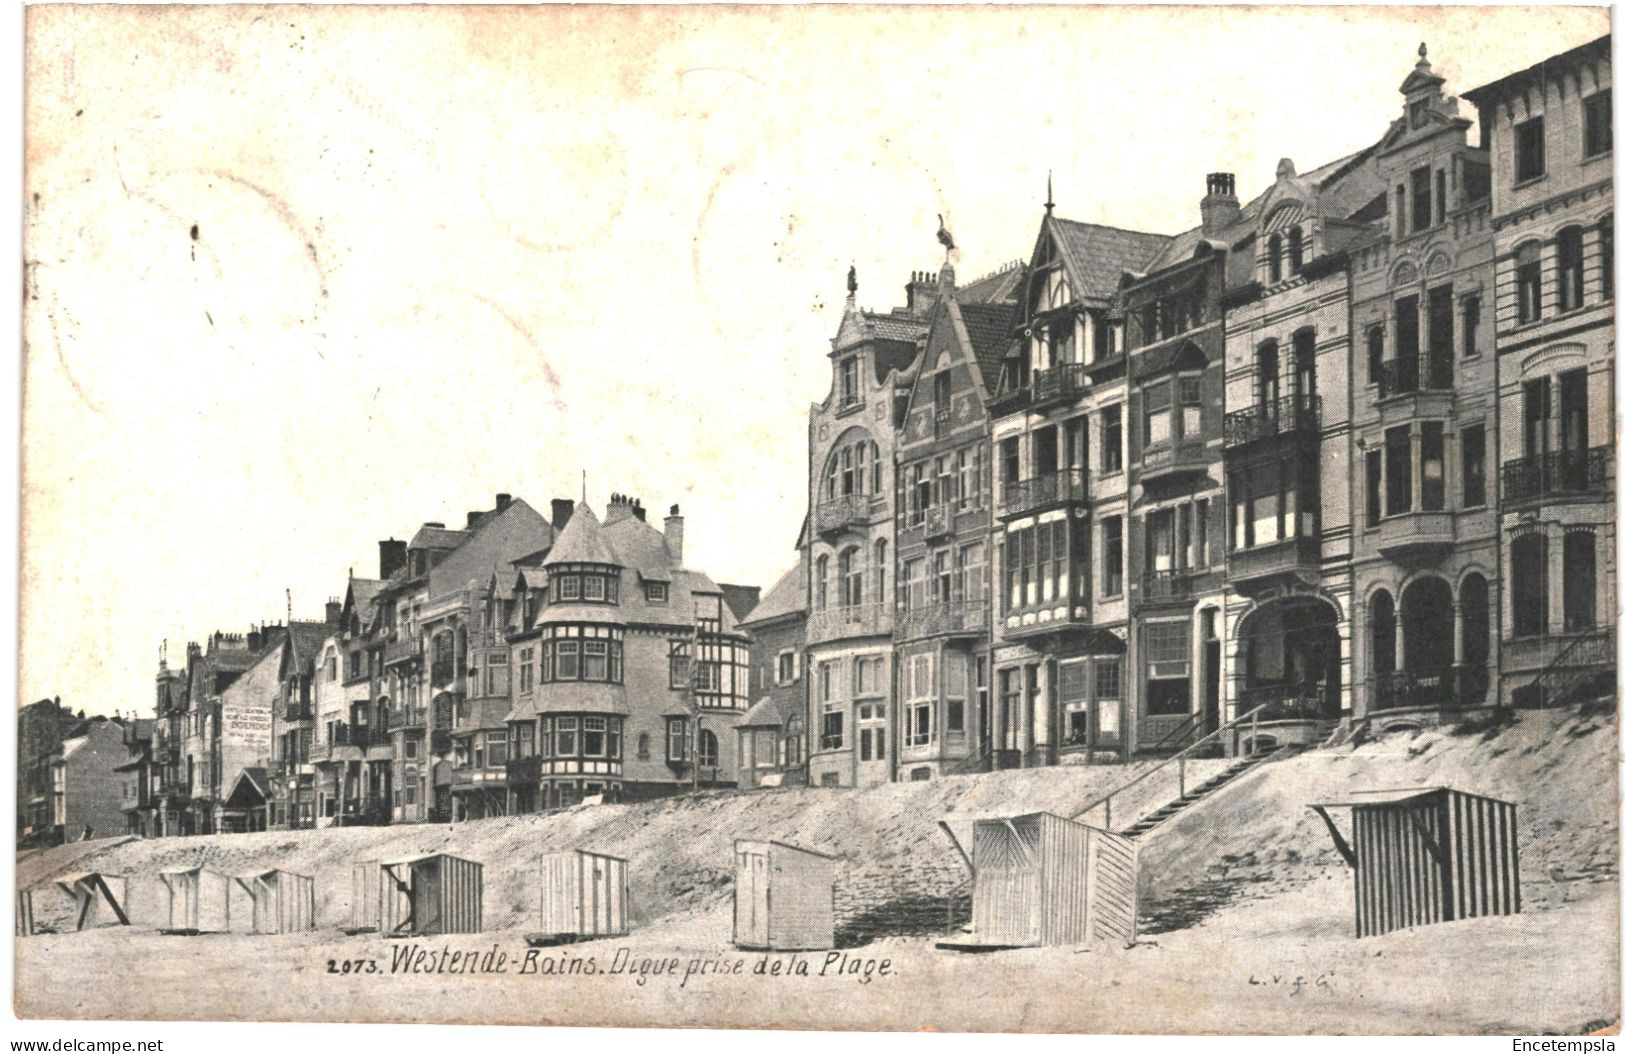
[14,3,1620,1038]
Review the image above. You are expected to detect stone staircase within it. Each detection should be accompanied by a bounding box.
[1117,744,1284,839]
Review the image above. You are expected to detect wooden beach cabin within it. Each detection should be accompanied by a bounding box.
[1308,787,1521,938]
[233,869,317,934]
[16,872,131,936]
[379,853,484,936]
[159,865,234,934]
[732,839,838,952]
[346,860,383,934]
[528,849,630,947]
[937,811,1139,951]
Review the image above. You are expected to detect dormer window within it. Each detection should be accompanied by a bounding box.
[646,581,669,604]
[550,563,620,605]
[1267,234,1283,283]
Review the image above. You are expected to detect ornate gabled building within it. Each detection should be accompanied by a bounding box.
[503,495,752,807]
[257,614,336,831]
[985,204,1169,768]
[805,268,933,787]
[1348,47,1500,729]
[1216,144,1387,748]
[892,262,1019,780]
[1462,34,1615,709]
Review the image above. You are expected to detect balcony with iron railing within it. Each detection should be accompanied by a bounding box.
[282,700,312,722]
[814,493,885,537]
[899,598,989,640]
[384,635,421,666]
[1370,668,1486,713]
[923,503,954,541]
[1501,446,1610,505]
[807,602,893,642]
[1223,393,1321,449]
[999,467,1087,521]
[988,363,1091,414]
[1141,568,1199,603]
[1236,682,1339,723]
[388,704,429,730]
[1373,356,1453,400]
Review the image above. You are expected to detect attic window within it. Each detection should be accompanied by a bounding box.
[646,581,669,604]
[1408,100,1427,129]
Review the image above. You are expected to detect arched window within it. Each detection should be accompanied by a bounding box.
[1510,533,1548,637]
[815,555,829,611]
[1256,340,1280,412]
[698,729,719,768]
[1369,590,1396,677]
[873,539,887,604]
[784,714,802,766]
[1288,226,1304,274]
[1267,233,1283,283]
[1292,328,1315,398]
[1557,226,1585,311]
[1459,574,1490,704]
[1515,241,1543,323]
[839,546,863,608]
[1563,530,1596,631]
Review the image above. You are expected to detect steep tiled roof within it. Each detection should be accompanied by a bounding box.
[864,312,929,343]
[1051,218,1172,302]
[958,301,1021,391]
[956,262,1024,304]
[287,620,335,669]
[739,694,798,728]
[544,503,618,566]
[409,525,469,551]
[740,564,805,626]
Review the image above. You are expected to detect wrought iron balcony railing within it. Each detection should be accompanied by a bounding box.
[1501,447,1609,504]
[999,468,1087,520]
[1223,393,1321,448]
[814,493,884,536]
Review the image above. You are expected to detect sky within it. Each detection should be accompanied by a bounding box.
[20,5,1610,716]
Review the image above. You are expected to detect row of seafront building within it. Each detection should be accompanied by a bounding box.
[95,37,1615,839]
[755,39,1616,789]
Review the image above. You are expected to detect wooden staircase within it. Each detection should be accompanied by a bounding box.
[1117,744,1283,838]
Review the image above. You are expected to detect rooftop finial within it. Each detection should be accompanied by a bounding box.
[1045,170,1054,214]
[846,264,857,298]
[1419,42,1428,62]
[936,213,955,254]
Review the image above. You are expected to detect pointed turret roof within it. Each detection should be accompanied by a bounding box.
[543,502,618,566]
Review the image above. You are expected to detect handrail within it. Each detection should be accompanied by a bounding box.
[1148,712,1203,753]
[1525,628,1614,708]
[1072,703,1270,831]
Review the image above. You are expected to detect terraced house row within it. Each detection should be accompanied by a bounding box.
[120,38,1613,833]
[741,38,1616,790]
[130,493,763,835]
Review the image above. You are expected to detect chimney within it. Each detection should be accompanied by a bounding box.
[326,598,343,627]
[905,270,942,314]
[664,504,684,566]
[247,628,263,652]
[551,498,575,531]
[379,538,408,579]
[1201,172,1240,235]
[632,498,646,523]
[496,492,513,512]
[466,511,481,528]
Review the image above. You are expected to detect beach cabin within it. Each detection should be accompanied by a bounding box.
[16,872,131,936]
[937,811,1139,951]
[1308,787,1521,938]
[529,849,629,946]
[732,839,838,952]
[346,860,383,934]
[379,853,484,936]
[159,865,234,934]
[233,869,317,934]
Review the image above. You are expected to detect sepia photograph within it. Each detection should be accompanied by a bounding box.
[12,2,1620,1040]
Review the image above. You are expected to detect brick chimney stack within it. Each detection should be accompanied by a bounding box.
[664,504,684,566]
[1201,172,1240,235]
[551,498,574,531]
[379,538,407,579]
